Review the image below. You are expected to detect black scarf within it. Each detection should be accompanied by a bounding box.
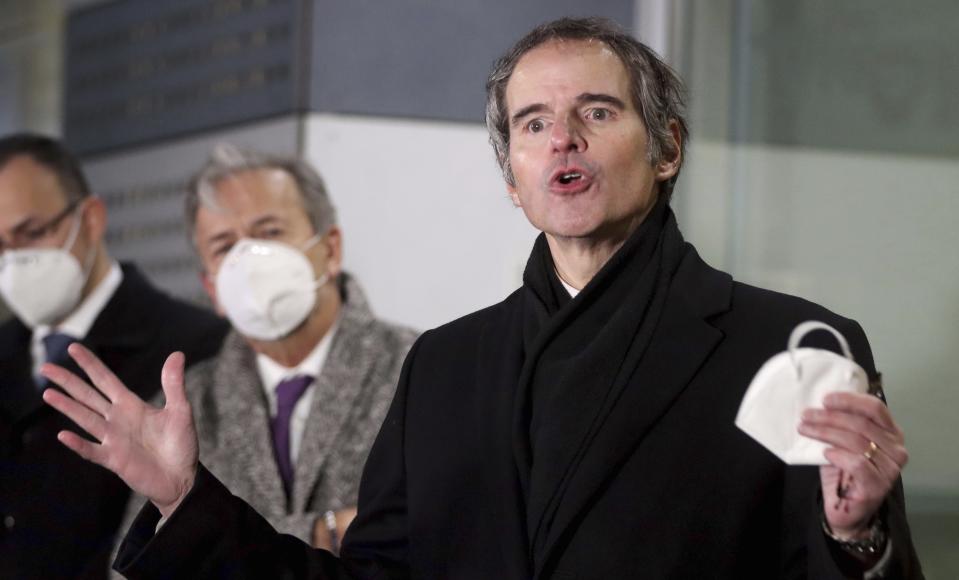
[513,196,687,565]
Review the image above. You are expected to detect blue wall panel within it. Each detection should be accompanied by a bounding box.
[309,0,634,122]
[65,0,304,156]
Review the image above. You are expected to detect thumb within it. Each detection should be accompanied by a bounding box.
[160,351,187,408]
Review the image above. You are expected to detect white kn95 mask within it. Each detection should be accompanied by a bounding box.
[735,321,869,465]
[0,207,93,328]
[215,236,329,341]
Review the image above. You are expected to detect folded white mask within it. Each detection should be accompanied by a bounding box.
[735,321,868,465]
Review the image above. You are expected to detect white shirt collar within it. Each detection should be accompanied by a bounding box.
[557,273,580,298]
[255,315,340,415]
[32,261,123,374]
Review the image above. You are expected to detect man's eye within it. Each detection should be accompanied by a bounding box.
[258,228,284,239]
[588,108,611,121]
[527,119,545,133]
[212,244,232,257]
[22,227,48,242]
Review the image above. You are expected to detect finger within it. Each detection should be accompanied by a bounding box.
[40,362,111,416]
[56,430,109,467]
[823,392,898,432]
[800,408,897,447]
[864,445,906,486]
[42,389,108,441]
[160,352,187,408]
[823,447,894,501]
[802,408,908,467]
[798,422,874,457]
[66,343,134,404]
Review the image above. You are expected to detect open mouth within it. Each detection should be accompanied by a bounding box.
[557,172,583,185]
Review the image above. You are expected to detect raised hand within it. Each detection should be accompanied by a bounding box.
[41,343,199,518]
[799,391,908,538]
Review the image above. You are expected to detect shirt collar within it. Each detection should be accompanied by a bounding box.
[33,260,123,343]
[32,261,123,376]
[255,315,341,394]
[556,270,580,298]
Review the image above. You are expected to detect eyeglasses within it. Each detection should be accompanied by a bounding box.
[0,201,79,254]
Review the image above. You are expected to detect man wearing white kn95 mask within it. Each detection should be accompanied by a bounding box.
[0,133,229,580]
[110,145,418,571]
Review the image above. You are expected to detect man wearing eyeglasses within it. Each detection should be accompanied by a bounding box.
[0,134,229,579]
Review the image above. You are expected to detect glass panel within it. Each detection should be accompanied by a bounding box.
[675,1,959,575]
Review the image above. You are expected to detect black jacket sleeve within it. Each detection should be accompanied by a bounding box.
[798,318,924,579]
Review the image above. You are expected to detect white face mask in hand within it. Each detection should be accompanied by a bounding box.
[0,207,94,328]
[215,236,330,341]
[735,321,869,465]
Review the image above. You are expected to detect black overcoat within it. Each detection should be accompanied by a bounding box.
[0,264,228,579]
[116,247,923,579]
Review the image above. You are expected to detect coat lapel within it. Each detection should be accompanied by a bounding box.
[0,320,42,424]
[211,333,288,509]
[533,248,733,577]
[476,291,534,579]
[293,311,369,510]
[293,275,377,510]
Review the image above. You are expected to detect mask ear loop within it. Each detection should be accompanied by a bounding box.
[300,231,333,288]
[62,201,98,281]
[262,235,332,330]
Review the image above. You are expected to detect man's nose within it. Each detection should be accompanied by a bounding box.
[550,116,587,153]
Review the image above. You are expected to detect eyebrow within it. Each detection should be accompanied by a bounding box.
[510,103,547,127]
[576,93,627,109]
[249,215,283,229]
[204,230,234,249]
[509,93,628,127]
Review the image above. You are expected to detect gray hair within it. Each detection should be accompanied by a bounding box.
[185,144,337,245]
[485,17,689,198]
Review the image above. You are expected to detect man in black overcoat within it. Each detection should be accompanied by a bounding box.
[43,18,923,580]
[0,134,229,578]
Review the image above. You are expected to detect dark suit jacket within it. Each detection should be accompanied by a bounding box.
[115,247,923,579]
[0,264,228,579]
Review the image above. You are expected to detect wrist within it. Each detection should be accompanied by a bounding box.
[155,470,197,519]
[324,510,340,555]
[822,513,887,556]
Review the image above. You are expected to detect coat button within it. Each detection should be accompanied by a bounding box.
[3,515,14,530]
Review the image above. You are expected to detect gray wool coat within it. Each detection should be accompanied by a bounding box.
[112,274,417,574]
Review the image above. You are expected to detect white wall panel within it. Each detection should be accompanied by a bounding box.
[304,113,538,331]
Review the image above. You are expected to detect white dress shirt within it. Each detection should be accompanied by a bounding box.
[31,261,123,378]
[255,317,340,463]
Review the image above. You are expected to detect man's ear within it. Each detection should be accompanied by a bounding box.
[506,183,522,208]
[321,226,343,278]
[82,196,108,244]
[200,272,225,317]
[654,119,683,182]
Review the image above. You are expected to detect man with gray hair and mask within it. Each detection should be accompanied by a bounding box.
[44,18,922,580]
[112,145,418,566]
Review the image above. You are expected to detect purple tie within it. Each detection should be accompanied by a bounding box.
[271,375,313,498]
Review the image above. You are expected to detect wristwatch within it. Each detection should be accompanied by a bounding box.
[821,514,887,555]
